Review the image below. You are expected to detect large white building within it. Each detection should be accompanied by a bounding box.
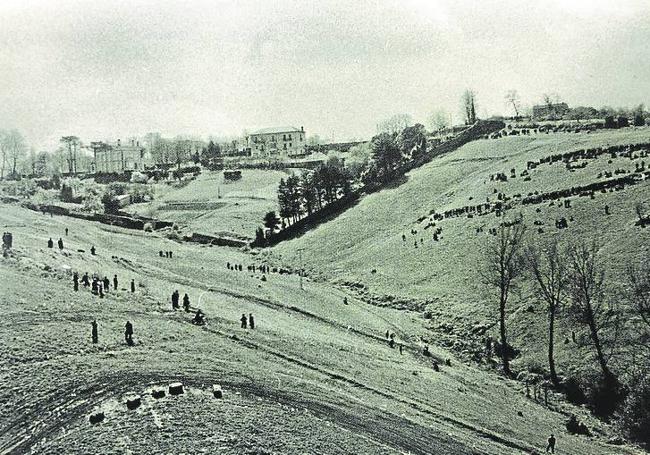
[91,139,150,173]
[246,126,306,158]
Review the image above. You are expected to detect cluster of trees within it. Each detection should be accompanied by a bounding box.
[278,158,353,223]
[484,221,650,443]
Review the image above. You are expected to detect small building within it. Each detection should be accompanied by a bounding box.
[532,103,570,120]
[246,126,306,159]
[91,139,150,173]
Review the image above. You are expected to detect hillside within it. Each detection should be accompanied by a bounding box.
[271,128,650,372]
[0,204,637,454]
[125,169,292,239]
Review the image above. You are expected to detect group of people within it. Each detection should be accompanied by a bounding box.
[91,320,134,346]
[171,289,192,312]
[240,313,255,329]
[159,250,174,258]
[384,330,403,354]
[47,237,65,250]
[74,271,136,296]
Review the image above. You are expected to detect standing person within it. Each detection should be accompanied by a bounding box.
[98,283,104,298]
[249,313,255,329]
[240,313,248,329]
[47,238,54,248]
[182,293,190,312]
[57,238,64,249]
[169,251,173,259]
[343,297,348,305]
[90,245,96,255]
[385,330,390,339]
[546,434,556,454]
[399,344,403,355]
[103,276,110,292]
[91,320,98,344]
[65,227,69,236]
[91,278,98,295]
[82,272,90,287]
[113,274,118,291]
[130,279,136,293]
[171,290,180,310]
[124,321,133,345]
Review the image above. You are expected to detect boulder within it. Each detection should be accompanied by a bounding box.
[169,382,184,396]
[89,411,105,424]
[152,388,166,399]
[212,384,223,399]
[126,395,141,410]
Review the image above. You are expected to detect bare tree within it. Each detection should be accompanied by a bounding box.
[0,129,7,179]
[376,114,413,135]
[567,241,617,382]
[505,90,521,118]
[60,136,80,175]
[625,258,650,346]
[461,89,477,125]
[482,219,526,375]
[5,130,27,178]
[427,109,450,133]
[526,239,567,387]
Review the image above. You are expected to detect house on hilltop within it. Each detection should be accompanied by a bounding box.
[91,139,150,173]
[246,126,306,158]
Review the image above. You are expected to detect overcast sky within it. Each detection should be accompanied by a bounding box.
[1,0,649,149]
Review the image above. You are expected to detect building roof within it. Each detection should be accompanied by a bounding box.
[250,126,302,135]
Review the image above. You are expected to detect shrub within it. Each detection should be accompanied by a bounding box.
[585,372,626,418]
[564,376,587,405]
[101,192,120,214]
[619,374,650,445]
[60,184,74,202]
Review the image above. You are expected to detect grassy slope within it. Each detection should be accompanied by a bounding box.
[272,128,650,373]
[0,205,637,454]
[125,169,291,239]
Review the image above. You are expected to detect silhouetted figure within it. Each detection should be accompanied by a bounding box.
[73,272,79,291]
[47,238,54,248]
[130,279,135,293]
[91,320,98,344]
[90,245,96,255]
[98,283,104,298]
[169,251,173,259]
[546,434,556,453]
[65,227,69,236]
[82,272,90,287]
[113,274,118,290]
[183,293,190,312]
[343,297,348,305]
[604,205,610,215]
[3,232,13,249]
[389,338,395,348]
[103,276,110,291]
[399,344,403,355]
[57,238,64,249]
[159,250,164,257]
[385,330,390,339]
[91,279,98,295]
[125,321,133,345]
[192,309,205,325]
[240,313,248,329]
[423,345,430,357]
[249,313,255,329]
[171,290,180,310]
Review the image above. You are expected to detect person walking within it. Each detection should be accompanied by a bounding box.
[124,321,134,345]
[57,238,64,250]
[399,344,403,355]
[249,313,255,329]
[182,293,190,312]
[130,279,135,293]
[113,274,118,290]
[546,434,556,453]
[240,313,248,329]
[91,320,98,344]
[171,290,180,310]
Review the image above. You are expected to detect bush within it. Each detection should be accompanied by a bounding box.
[60,184,74,202]
[584,372,626,418]
[619,374,650,445]
[564,376,587,405]
[101,192,120,214]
